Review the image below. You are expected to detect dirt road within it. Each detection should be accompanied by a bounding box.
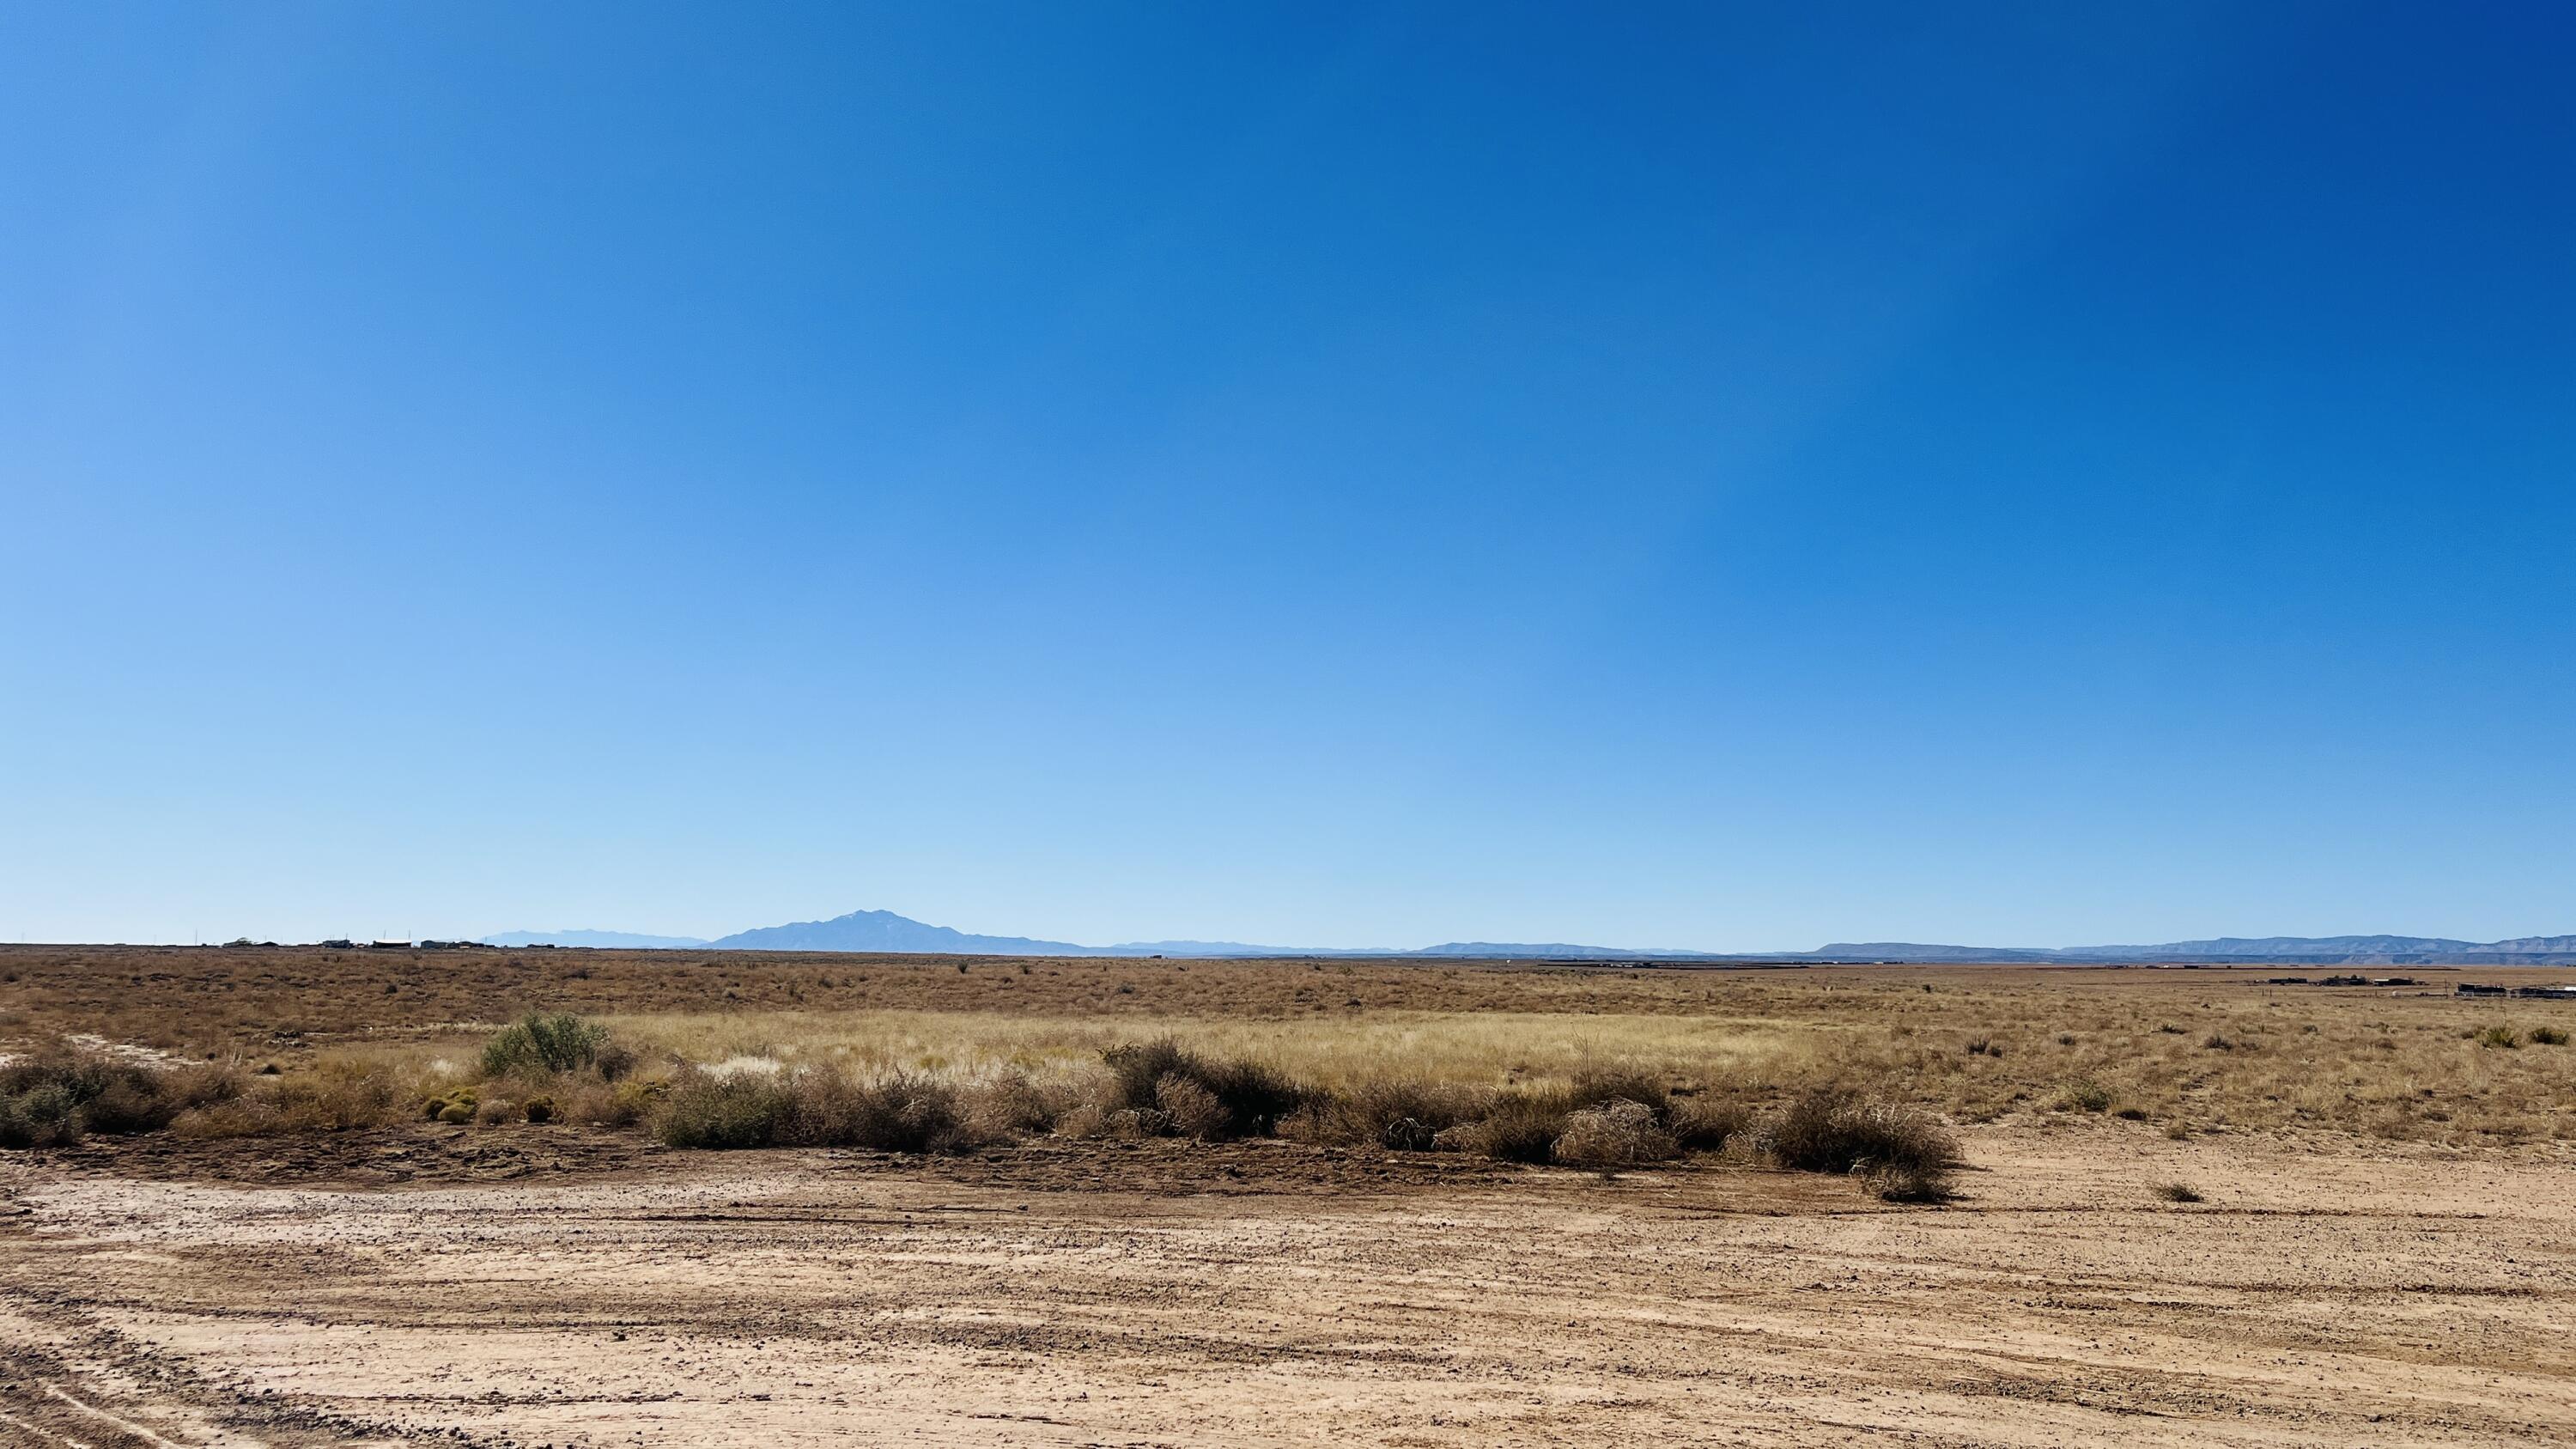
[3,1123,2572,1447]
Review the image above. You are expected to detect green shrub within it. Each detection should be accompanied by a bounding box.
[2478,1025,2520,1050]
[482,1013,611,1077]
[0,1082,82,1148]
[423,1087,478,1121]
[2531,1026,2569,1046]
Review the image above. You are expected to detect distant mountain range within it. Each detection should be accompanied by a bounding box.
[481,911,2576,963]
[1822,935,2576,964]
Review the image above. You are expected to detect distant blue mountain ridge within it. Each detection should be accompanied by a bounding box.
[479,911,2576,962]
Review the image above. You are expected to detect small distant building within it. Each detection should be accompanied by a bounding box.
[2456,983,2507,997]
[369,939,411,950]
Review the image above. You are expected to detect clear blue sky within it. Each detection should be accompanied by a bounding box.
[4,3,2569,950]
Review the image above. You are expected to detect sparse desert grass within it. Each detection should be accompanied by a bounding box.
[8,946,2576,1148]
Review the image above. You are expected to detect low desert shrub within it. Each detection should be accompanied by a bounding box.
[0,1046,242,1147]
[654,1071,799,1149]
[2155,1181,2203,1202]
[2478,1025,2520,1050]
[1309,1078,1492,1150]
[1552,1099,1675,1174]
[422,1086,477,1121]
[178,1059,401,1138]
[655,1068,971,1153]
[0,1082,82,1148]
[1099,1038,1307,1140]
[1667,1094,1751,1154]
[1154,1074,1230,1140]
[1455,1087,1574,1163]
[2530,1026,2569,1046]
[482,1013,611,1077]
[964,1070,1072,1138]
[791,1070,969,1153]
[2049,1078,2113,1113]
[1764,1088,1958,1201]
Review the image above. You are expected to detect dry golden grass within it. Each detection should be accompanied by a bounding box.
[6,945,2575,1147]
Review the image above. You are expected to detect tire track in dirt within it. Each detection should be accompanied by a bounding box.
[3,1124,2573,1446]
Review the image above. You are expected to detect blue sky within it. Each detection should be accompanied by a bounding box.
[4,3,2570,950]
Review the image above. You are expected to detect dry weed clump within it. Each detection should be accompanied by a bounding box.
[174,1057,404,1137]
[1294,1077,1492,1150]
[1667,1093,1752,1153]
[1763,1088,1959,1201]
[0,1045,242,1147]
[653,1067,973,1153]
[1098,1038,1307,1140]
[1552,1099,1675,1174]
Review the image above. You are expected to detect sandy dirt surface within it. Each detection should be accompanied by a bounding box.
[4,1124,2573,1448]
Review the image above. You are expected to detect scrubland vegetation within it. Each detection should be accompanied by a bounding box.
[0,1014,1958,1198]
[7,945,2576,1198]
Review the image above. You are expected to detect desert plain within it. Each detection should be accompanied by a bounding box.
[3,944,2573,1446]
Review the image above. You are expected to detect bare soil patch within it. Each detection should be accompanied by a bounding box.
[5,1123,2574,1447]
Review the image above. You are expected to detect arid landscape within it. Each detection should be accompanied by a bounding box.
[5,944,2575,1446]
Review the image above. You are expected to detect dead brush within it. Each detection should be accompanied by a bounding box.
[789,1070,970,1153]
[179,1058,400,1137]
[1306,1078,1493,1151]
[653,1066,973,1153]
[1761,1087,1959,1202]
[0,1044,243,1148]
[1099,1038,1307,1140]
[1666,1093,1752,1154]
[963,1069,1074,1138]
[1551,1099,1676,1176]
[1441,1087,1575,1162]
